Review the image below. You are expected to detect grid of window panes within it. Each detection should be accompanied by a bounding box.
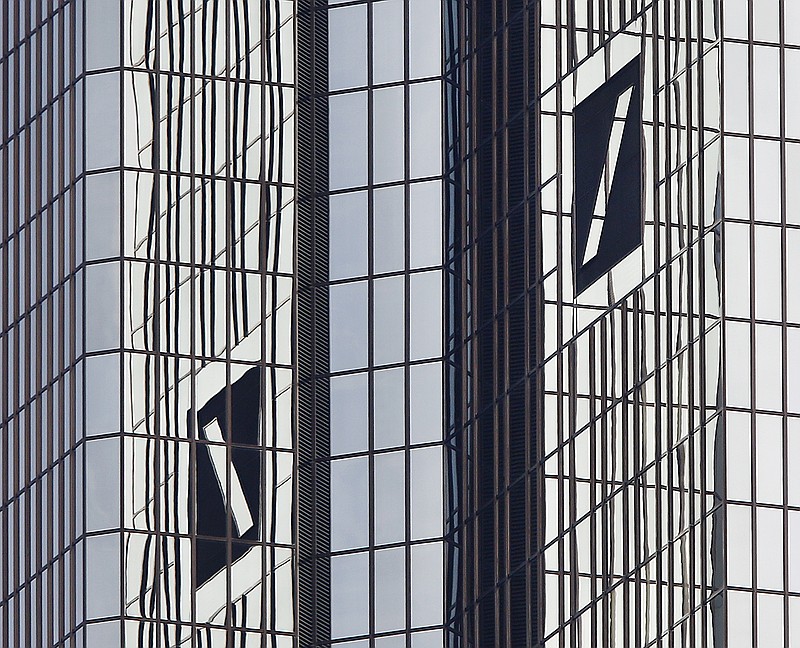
[1,3,83,647]
[324,0,447,645]
[536,1,724,647]
[80,0,296,646]
[721,1,800,646]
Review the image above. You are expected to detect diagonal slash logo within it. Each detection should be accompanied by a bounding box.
[194,367,262,587]
[573,55,643,295]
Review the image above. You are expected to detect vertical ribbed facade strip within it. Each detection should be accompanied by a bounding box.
[2,3,82,647]
[446,0,541,645]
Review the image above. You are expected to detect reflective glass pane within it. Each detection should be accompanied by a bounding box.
[374,451,405,544]
[373,274,405,366]
[410,362,442,444]
[85,621,122,648]
[409,82,442,179]
[85,73,121,170]
[331,457,369,551]
[85,0,120,70]
[409,0,441,79]
[410,542,442,627]
[374,366,405,449]
[374,185,405,274]
[85,262,120,352]
[331,372,369,455]
[412,630,444,648]
[330,281,369,371]
[331,552,369,638]
[409,271,442,360]
[375,636,407,648]
[85,437,120,531]
[329,5,368,91]
[85,172,121,261]
[373,86,405,184]
[85,533,120,619]
[330,92,368,190]
[409,181,442,268]
[373,0,404,84]
[410,446,442,540]
[755,414,783,505]
[330,191,368,280]
[85,353,120,437]
[374,547,406,632]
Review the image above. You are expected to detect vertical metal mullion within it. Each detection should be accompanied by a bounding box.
[22,2,33,643]
[189,0,199,644]
[365,1,377,645]
[745,0,758,645]
[404,0,412,643]
[224,0,234,641]
[0,0,9,644]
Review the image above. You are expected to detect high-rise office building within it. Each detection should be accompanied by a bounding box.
[1,0,798,647]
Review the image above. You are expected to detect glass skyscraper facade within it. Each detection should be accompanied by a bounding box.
[1,0,799,647]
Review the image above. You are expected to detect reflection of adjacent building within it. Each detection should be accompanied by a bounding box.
[445,2,725,646]
[4,1,800,647]
[87,0,296,645]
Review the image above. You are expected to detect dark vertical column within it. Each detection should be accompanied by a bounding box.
[444,0,465,644]
[460,0,541,645]
[296,1,330,646]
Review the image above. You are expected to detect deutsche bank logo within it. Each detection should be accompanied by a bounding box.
[573,55,642,295]
[194,367,261,587]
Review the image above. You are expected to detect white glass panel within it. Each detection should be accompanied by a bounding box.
[410,446,442,540]
[329,5,367,91]
[331,457,369,551]
[330,372,369,455]
[373,86,405,184]
[410,542,442,627]
[373,0,405,84]
[331,552,369,638]
[330,92,368,190]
